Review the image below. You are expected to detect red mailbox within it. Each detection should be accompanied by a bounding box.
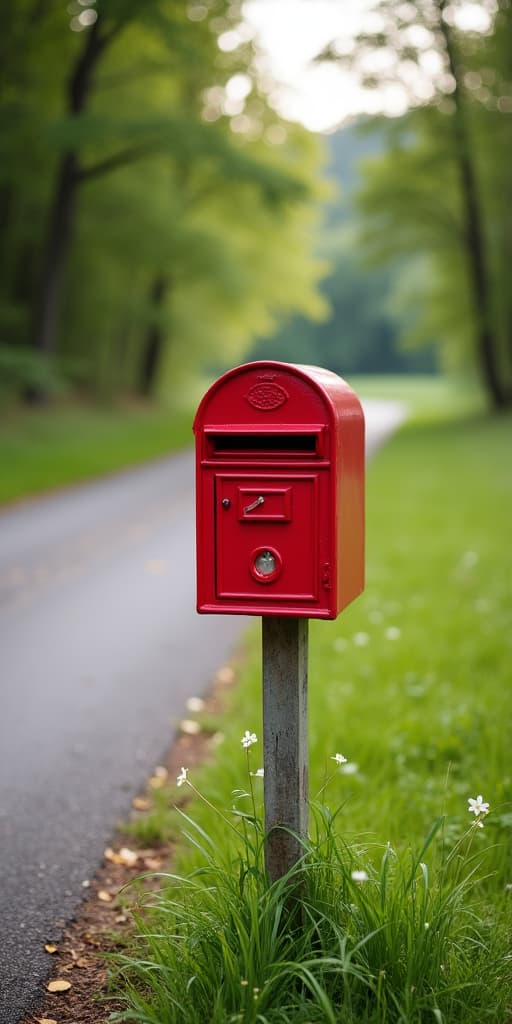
[193,361,364,619]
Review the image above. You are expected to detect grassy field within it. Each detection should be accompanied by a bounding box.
[114,407,512,1022]
[0,401,195,504]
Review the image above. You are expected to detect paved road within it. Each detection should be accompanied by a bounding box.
[0,399,405,1023]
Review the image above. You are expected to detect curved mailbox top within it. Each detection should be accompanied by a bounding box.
[193,360,364,436]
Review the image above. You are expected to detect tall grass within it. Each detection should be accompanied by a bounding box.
[111,769,509,1023]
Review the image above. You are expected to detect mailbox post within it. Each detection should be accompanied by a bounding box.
[194,361,364,881]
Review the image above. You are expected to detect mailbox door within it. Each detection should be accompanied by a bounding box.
[215,473,322,605]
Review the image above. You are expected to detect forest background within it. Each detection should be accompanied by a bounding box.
[1,0,511,412]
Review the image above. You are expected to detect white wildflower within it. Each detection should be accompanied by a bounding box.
[368,609,383,624]
[331,753,348,765]
[468,794,490,817]
[341,761,359,775]
[353,632,370,646]
[176,767,189,787]
[385,626,401,640]
[351,869,369,883]
[241,730,258,749]
[461,550,478,569]
[250,768,264,777]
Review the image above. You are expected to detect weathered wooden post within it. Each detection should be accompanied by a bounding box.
[262,617,308,881]
[194,361,364,881]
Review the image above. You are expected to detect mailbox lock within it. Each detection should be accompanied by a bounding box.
[255,550,275,575]
[250,546,282,584]
[221,498,231,509]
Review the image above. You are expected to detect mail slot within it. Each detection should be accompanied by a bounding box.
[193,361,365,619]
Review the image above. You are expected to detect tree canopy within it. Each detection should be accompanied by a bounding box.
[0,0,327,402]
[318,0,512,409]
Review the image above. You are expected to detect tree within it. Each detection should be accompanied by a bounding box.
[31,0,289,362]
[247,223,437,376]
[1,1,328,402]
[319,0,512,409]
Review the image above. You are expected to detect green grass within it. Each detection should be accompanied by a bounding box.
[347,373,486,422]
[112,807,509,1023]
[0,401,195,504]
[114,408,512,1022]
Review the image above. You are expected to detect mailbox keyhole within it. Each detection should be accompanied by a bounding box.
[254,550,276,575]
[221,498,231,509]
[250,545,282,584]
[244,495,265,514]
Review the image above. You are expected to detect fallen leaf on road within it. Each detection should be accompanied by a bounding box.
[97,889,113,902]
[36,1018,58,1023]
[47,978,71,993]
[143,857,162,871]
[186,696,205,712]
[215,665,234,686]
[180,719,201,735]
[104,846,138,867]
[132,796,151,811]
[118,846,138,866]
[145,559,167,575]
[44,943,58,954]
[149,765,168,787]
[76,957,91,968]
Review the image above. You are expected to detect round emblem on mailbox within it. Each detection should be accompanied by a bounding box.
[250,546,283,584]
[245,382,288,411]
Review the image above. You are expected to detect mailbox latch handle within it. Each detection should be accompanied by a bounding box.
[243,495,265,514]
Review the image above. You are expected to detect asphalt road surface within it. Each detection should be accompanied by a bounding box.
[0,399,405,1022]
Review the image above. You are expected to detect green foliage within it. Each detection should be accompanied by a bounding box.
[353,111,472,371]
[248,224,437,376]
[111,787,509,1022]
[0,0,327,401]
[323,0,512,406]
[0,345,65,401]
[0,401,195,503]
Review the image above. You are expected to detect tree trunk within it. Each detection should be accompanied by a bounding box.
[138,274,168,397]
[32,152,79,358]
[31,19,108,368]
[438,0,509,409]
[0,183,13,297]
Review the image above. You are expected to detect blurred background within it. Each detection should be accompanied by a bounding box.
[1,0,511,428]
[1,9,511,1018]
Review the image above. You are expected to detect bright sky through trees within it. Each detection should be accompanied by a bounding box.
[243,0,495,131]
